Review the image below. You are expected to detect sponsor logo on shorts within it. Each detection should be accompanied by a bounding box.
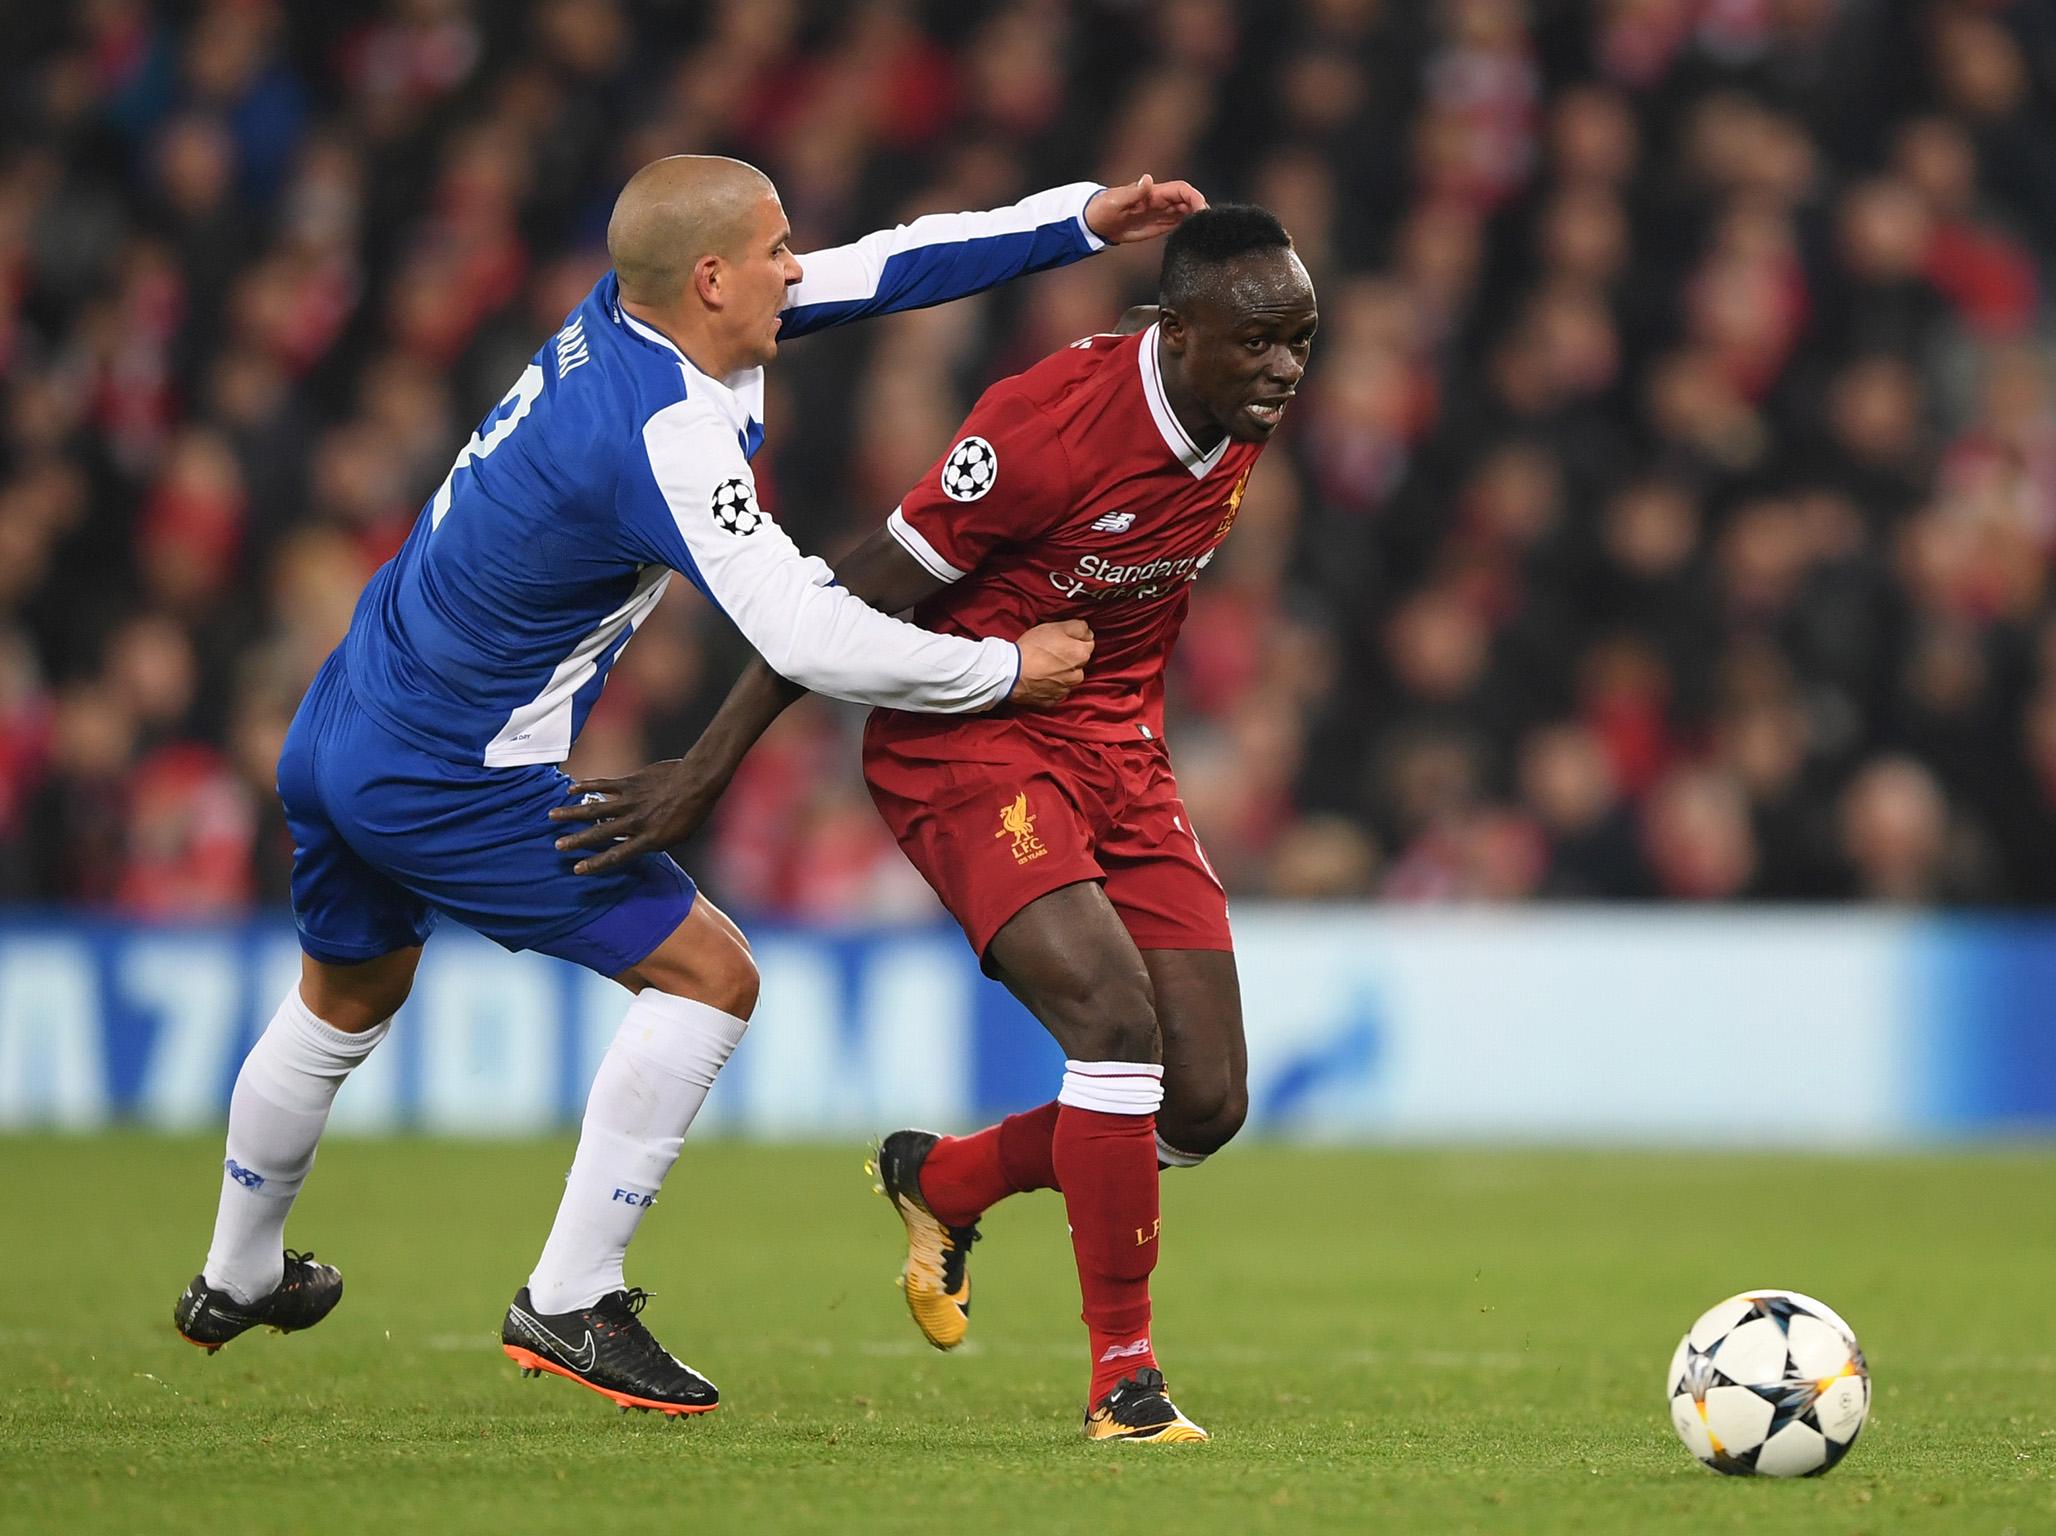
[996,790,1048,865]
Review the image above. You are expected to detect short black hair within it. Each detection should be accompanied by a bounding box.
[1158,204,1295,311]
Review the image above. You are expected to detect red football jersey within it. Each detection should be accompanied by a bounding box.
[877,326,1265,743]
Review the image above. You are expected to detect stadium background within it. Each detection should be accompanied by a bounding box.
[0,0,2052,1146]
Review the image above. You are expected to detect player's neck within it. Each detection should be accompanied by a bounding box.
[620,298,743,382]
[1152,330,1227,454]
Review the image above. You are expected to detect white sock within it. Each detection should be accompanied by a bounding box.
[1156,1130,1208,1169]
[526,990,749,1314]
[203,988,389,1305]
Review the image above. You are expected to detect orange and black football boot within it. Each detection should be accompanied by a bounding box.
[502,1286,717,1417]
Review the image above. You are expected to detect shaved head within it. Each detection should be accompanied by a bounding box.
[608,155,776,305]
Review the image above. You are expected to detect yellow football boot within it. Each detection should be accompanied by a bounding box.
[1083,1368,1210,1444]
[868,1129,980,1351]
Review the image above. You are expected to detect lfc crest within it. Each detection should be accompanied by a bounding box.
[1214,467,1251,540]
[996,791,1048,864]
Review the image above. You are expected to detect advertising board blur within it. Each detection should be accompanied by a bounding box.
[0,910,2048,1141]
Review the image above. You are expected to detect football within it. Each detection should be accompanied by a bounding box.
[1666,1290,1870,1477]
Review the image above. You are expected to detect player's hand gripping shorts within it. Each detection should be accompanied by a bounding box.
[861,714,1232,961]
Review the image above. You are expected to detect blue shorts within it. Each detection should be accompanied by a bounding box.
[276,653,695,975]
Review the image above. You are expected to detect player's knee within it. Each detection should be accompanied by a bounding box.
[1044,954,1159,1061]
[700,937,760,1019]
[300,953,417,1033]
[625,901,761,1016]
[1178,1082,1249,1155]
[1057,973,1159,1064]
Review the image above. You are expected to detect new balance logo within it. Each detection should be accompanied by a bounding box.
[611,1188,655,1207]
[225,1159,265,1190]
[1099,1337,1153,1363]
[555,317,590,379]
[1091,511,1136,534]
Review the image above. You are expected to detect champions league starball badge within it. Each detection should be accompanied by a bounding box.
[709,476,764,535]
[940,436,998,501]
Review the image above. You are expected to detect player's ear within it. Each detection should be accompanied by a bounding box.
[1158,304,1188,355]
[691,252,725,310]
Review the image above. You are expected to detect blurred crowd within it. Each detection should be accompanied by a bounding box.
[3,0,2055,919]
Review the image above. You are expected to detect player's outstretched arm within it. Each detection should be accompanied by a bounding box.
[551,530,1091,875]
[774,175,1205,339]
[631,400,1039,715]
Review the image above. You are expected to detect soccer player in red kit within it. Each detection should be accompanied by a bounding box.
[550,206,1317,1442]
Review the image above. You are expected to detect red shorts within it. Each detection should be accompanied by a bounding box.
[862,714,1232,960]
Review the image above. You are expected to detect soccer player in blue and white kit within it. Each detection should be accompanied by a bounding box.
[171,155,1204,1416]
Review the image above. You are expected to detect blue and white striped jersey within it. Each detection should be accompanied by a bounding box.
[339,183,1108,767]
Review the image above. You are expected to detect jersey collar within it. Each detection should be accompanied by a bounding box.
[1138,323,1230,480]
[606,274,768,458]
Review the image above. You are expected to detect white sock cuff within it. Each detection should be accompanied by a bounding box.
[613,989,750,1089]
[1155,1131,1209,1168]
[1059,1060,1164,1116]
[288,987,390,1062]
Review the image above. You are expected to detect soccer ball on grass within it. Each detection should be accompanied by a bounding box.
[1666,1289,1869,1477]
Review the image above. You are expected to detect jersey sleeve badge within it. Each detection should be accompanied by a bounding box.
[710,476,764,535]
[940,436,999,502]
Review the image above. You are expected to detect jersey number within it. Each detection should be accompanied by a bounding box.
[430,364,545,529]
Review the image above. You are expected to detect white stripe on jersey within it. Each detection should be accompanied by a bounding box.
[1138,323,1229,479]
[483,565,672,766]
[886,506,968,582]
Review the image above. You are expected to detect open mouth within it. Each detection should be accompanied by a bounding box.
[1243,395,1294,428]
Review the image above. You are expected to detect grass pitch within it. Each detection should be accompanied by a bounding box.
[2,1136,2050,1535]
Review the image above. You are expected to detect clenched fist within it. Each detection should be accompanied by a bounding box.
[1010,620,1094,707]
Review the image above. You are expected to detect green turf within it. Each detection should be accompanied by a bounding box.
[2,1136,2050,1534]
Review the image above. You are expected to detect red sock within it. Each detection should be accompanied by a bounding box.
[1051,1063,1164,1405]
[917,1100,1060,1227]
